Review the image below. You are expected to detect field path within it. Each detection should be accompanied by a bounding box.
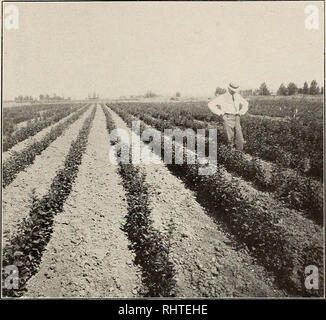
[2,107,92,248]
[2,105,85,162]
[108,107,284,297]
[24,105,142,298]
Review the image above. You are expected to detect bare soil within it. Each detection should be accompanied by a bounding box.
[24,106,142,297]
[4,104,318,298]
[3,110,82,162]
[2,108,92,248]
[108,108,284,297]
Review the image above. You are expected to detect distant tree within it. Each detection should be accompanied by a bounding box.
[287,82,298,95]
[215,87,226,96]
[298,88,303,94]
[277,83,288,96]
[258,82,271,96]
[309,80,319,95]
[303,81,309,94]
[176,92,181,98]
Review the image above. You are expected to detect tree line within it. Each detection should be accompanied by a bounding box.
[14,94,71,102]
[258,80,323,96]
[215,80,323,97]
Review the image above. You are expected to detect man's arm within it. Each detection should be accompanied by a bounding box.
[208,96,224,116]
[238,95,249,115]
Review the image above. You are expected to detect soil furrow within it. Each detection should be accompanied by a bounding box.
[2,106,90,188]
[107,107,284,297]
[102,105,176,297]
[2,107,96,297]
[110,106,323,296]
[24,105,142,298]
[3,104,86,162]
[2,107,93,249]
[126,109,323,224]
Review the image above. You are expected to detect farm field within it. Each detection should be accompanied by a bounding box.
[1,99,324,298]
[2,102,86,151]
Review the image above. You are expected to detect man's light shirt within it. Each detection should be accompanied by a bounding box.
[208,92,249,116]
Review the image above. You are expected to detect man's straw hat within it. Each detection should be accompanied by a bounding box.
[228,82,240,93]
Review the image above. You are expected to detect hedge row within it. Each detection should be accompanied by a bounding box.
[107,104,323,297]
[3,105,90,188]
[101,105,176,297]
[2,107,96,297]
[3,104,85,152]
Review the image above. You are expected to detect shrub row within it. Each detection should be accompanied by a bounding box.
[3,105,90,188]
[247,97,323,120]
[107,104,323,297]
[102,105,176,297]
[110,104,323,225]
[117,101,322,179]
[241,116,323,179]
[207,143,323,225]
[2,107,96,297]
[3,104,85,152]
[3,103,62,130]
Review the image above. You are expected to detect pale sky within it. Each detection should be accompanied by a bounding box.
[2,1,324,99]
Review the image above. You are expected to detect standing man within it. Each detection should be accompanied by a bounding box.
[208,82,248,151]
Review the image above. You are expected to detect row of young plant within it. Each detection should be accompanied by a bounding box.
[189,112,322,180]
[240,116,323,179]
[175,113,322,182]
[118,101,322,180]
[148,97,323,121]
[2,107,96,297]
[101,105,176,297]
[111,104,322,225]
[3,104,85,152]
[247,96,323,120]
[2,105,90,188]
[107,104,323,297]
[3,103,65,137]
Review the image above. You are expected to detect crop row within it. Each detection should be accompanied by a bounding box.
[2,107,96,297]
[241,116,323,179]
[101,105,176,297]
[3,104,85,152]
[2,105,90,188]
[171,113,322,181]
[138,110,319,178]
[110,104,322,225]
[106,104,323,297]
[3,103,72,137]
[247,96,323,120]
[119,101,322,179]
